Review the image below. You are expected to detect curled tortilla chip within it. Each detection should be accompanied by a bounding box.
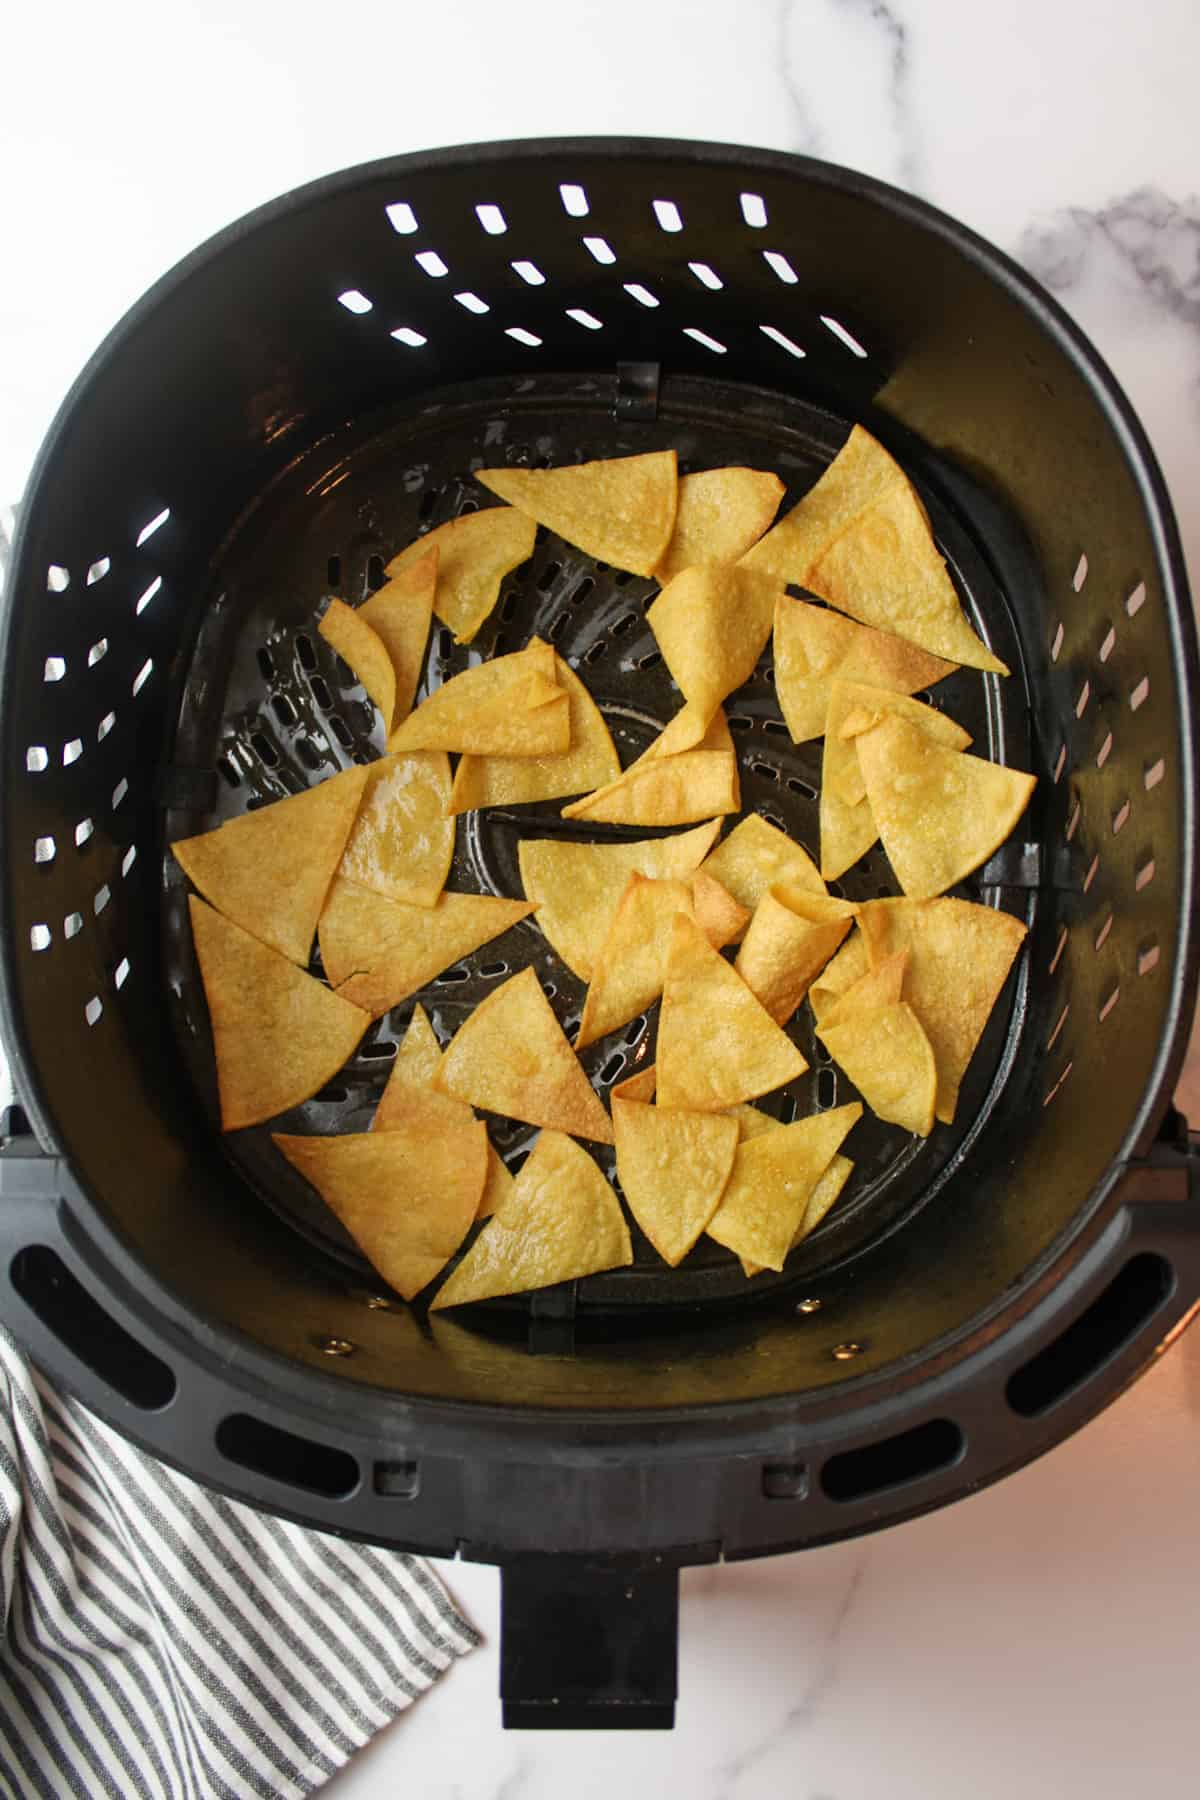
[734,887,854,1024]
[476,451,677,577]
[611,1063,657,1105]
[431,1129,632,1308]
[656,466,785,580]
[189,896,369,1131]
[809,929,871,1024]
[689,871,752,947]
[854,714,1036,899]
[274,1101,486,1301]
[435,966,614,1145]
[388,509,536,644]
[820,951,908,1025]
[738,1151,854,1277]
[319,600,396,736]
[448,652,620,811]
[707,1103,862,1271]
[319,879,535,1018]
[817,982,937,1138]
[700,814,824,933]
[773,595,957,745]
[657,913,807,1111]
[559,749,739,827]
[614,1099,739,1266]
[388,643,567,756]
[339,752,454,908]
[647,565,780,731]
[359,547,438,729]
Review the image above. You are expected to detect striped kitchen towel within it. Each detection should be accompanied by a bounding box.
[0,1325,479,1798]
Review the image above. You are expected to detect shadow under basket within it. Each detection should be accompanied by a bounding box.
[3,139,1199,1730]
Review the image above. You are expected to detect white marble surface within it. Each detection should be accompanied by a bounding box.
[4,1,1200,1793]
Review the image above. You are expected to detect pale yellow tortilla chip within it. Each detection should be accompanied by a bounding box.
[431,1129,632,1307]
[318,600,396,737]
[359,547,438,730]
[387,643,567,756]
[707,1103,862,1271]
[819,951,909,1025]
[655,467,785,580]
[189,896,369,1131]
[517,822,720,982]
[725,1102,781,1141]
[448,652,620,812]
[434,966,614,1145]
[477,1146,515,1221]
[809,929,870,1023]
[559,749,739,827]
[699,814,824,935]
[817,994,937,1138]
[318,879,535,1018]
[274,1101,486,1301]
[611,1063,657,1105]
[173,766,369,965]
[773,595,957,744]
[740,426,898,583]
[820,680,971,881]
[613,1099,739,1267]
[646,565,780,731]
[856,897,1028,1123]
[338,752,454,908]
[476,452,678,578]
[657,913,807,1111]
[854,714,1036,900]
[388,509,536,644]
[738,1151,854,1276]
[734,888,854,1024]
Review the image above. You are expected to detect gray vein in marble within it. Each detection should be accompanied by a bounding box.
[776,0,825,156]
[831,0,923,190]
[1019,187,1200,329]
[492,1754,531,1800]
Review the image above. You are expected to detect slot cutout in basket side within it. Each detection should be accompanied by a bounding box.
[820,1418,963,1503]
[10,1245,176,1410]
[216,1413,359,1499]
[1006,1252,1173,1418]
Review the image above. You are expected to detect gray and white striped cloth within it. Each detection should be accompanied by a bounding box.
[0,1325,479,1798]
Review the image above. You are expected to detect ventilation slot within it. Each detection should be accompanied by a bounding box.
[1006,1254,1172,1417]
[216,1414,358,1499]
[821,1419,963,1503]
[10,1245,176,1409]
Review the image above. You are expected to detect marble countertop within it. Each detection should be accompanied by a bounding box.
[4,1,1200,1793]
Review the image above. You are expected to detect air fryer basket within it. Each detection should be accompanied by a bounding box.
[2,140,1198,1729]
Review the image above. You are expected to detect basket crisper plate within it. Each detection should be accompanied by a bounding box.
[162,369,1033,1314]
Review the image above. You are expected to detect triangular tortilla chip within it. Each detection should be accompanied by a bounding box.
[740,426,897,583]
[448,652,621,812]
[559,749,738,826]
[725,1102,780,1141]
[700,814,824,933]
[518,822,720,981]
[820,680,971,881]
[359,547,438,730]
[820,951,908,1026]
[476,452,678,577]
[646,565,780,731]
[734,887,854,1024]
[339,752,454,908]
[273,1102,486,1301]
[689,871,752,946]
[434,966,614,1144]
[477,1146,514,1221]
[173,766,369,965]
[657,914,807,1111]
[319,600,396,736]
[656,467,785,580]
[318,879,535,1018]
[856,897,1028,1123]
[854,714,1036,899]
[388,643,567,756]
[817,984,937,1138]
[707,1103,862,1271]
[388,509,536,644]
[773,595,957,744]
[738,1151,854,1277]
[431,1129,632,1307]
[809,929,870,1023]
[189,896,369,1131]
[611,1063,657,1105]
[613,1099,738,1266]
[372,1004,475,1141]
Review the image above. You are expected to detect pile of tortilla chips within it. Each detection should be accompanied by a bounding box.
[174,429,1033,1313]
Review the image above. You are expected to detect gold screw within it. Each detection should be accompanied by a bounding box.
[796,1297,822,1315]
[831,1341,864,1361]
[317,1336,356,1357]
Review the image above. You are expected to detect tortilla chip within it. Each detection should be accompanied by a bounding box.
[820,951,909,1025]
[856,897,1028,1123]
[854,714,1036,899]
[448,652,621,811]
[173,766,369,965]
[734,888,854,1024]
[613,1099,739,1266]
[820,680,971,881]
[738,1150,854,1276]
[434,966,614,1144]
[657,913,807,1111]
[359,547,438,730]
[707,1103,862,1271]
[740,426,897,583]
[387,643,568,756]
[274,1102,486,1301]
[773,595,957,744]
[318,879,535,1018]
[689,871,752,947]
[559,749,739,827]
[517,822,720,981]
[809,929,870,1023]
[476,452,678,578]
[725,1103,781,1141]
[611,1063,657,1105]
[477,1146,515,1221]
[700,814,824,933]
[188,896,369,1131]
[338,752,454,908]
[431,1129,633,1307]
[817,987,937,1138]
[387,508,536,644]
[646,565,779,730]
[656,467,785,580]
[372,1004,475,1143]
[318,600,396,736]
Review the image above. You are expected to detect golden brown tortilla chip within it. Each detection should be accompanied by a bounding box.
[725,1103,781,1141]
[448,652,620,811]
[318,879,535,1018]
[359,547,438,730]
[808,929,871,1023]
[388,509,536,644]
[318,600,396,737]
[657,914,807,1111]
[613,1099,739,1266]
[387,643,568,756]
[339,752,454,908]
[817,991,937,1137]
[700,814,824,933]
[431,1129,632,1307]
[434,966,614,1144]
[189,896,369,1131]
[689,871,752,947]
[559,749,739,827]
[734,887,854,1024]
[173,766,369,965]
[819,951,909,1025]
[655,466,785,580]
[372,1004,475,1141]
[707,1103,862,1271]
[646,565,780,731]
[477,1146,514,1221]
[773,595,957,744]
[611,1063,657,1105]
[476,452,678,577]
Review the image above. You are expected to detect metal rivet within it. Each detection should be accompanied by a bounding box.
[316,1335,356,1357]
[365,1295,393,1311]
[831,1341,864,1361]
[796,1297,822,1314]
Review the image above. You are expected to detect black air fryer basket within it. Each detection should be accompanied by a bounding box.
[3,139,1199,1729]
